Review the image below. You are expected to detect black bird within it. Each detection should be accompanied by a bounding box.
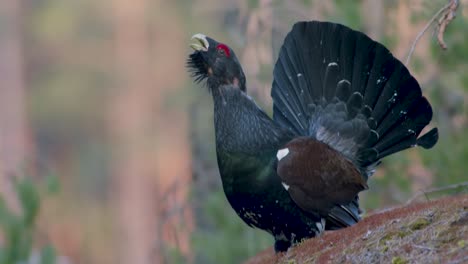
[187,21,438,252]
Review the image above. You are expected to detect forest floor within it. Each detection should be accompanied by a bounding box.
[245,195,467,264]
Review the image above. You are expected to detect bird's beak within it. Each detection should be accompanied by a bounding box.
[190,34,209,52]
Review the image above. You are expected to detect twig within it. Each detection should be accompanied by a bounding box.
[437,0,459,49]
[406,181,468,205]
[405,0,459,65]
[412,244,434,251]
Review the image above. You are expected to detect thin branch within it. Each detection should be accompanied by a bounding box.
[437,0,459,49]
[406,181,468,205]
[405,0,459,65]
[412,244,434,251]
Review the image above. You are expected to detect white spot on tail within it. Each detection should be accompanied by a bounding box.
[276,148,289,161]
[297,73,302,77]
[388,91,398,103]
[315,218,326,234]
[281,182,290,191]
[275,231,288,241]
[328,62,338,67]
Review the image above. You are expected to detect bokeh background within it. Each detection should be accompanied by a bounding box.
[0,0,467,263]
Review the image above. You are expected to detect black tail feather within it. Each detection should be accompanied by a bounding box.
[326,198,361,230]
[335,80,351,101]
[417,127,438,149]
[347,92,364,119]
[371,96,434,161]
[324,63,340,100]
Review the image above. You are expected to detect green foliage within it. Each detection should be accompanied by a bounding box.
[392,256,408,264]
[0,177,58,264]
[40,245,57,264]
[421,135,468,186]
[332,0,362,29]
[247,0,260,9]
[162,245,187,264]
[192,190,272,264]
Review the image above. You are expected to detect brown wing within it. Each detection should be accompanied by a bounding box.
[276,137,368,215]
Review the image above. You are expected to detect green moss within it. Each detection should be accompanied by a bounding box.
[437,226,459,244]
[409,218,431,231]
[379,230,410,247]
[392,256,408,264]
[303,257,316,263]
[342,247,352,254]
[397,230,409,238]
[382,245,389,253]
[380,232,394,243]
[457,240,465,248]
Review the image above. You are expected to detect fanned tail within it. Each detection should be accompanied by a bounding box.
[271,21,438,228]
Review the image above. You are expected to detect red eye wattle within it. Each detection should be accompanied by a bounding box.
[216,44,231,57]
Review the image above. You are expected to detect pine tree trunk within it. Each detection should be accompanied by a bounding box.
[0,0,31,212]
[111,0,157,262]
[111,1,194,262]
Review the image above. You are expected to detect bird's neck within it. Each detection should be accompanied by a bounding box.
[211,86,288,195]
[212,86,255,154]
[211,85,291,155]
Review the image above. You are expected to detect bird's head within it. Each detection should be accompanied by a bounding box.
[188,34,246,92]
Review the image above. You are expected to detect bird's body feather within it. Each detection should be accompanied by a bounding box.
[212,86,323,251]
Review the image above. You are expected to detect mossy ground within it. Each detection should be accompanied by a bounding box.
[245,195,467,264]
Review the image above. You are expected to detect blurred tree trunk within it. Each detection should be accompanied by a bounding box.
[111,0,157,263]
[0,0,31,211]
[110,1,192,263]
[240,0,274,104]
[362,0,384,40]
[151,1,193,262]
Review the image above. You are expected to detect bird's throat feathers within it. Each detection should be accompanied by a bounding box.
[210,82,245,105]
[212,86,290,155]
[208,75,246,95]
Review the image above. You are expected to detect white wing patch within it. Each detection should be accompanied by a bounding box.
[276,148,289,161]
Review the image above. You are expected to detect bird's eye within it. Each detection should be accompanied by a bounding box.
[216,44,231,58]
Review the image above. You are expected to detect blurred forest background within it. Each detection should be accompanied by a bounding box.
[0,0,467,263]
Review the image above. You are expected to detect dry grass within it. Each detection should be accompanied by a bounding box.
[245,195,468,264]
